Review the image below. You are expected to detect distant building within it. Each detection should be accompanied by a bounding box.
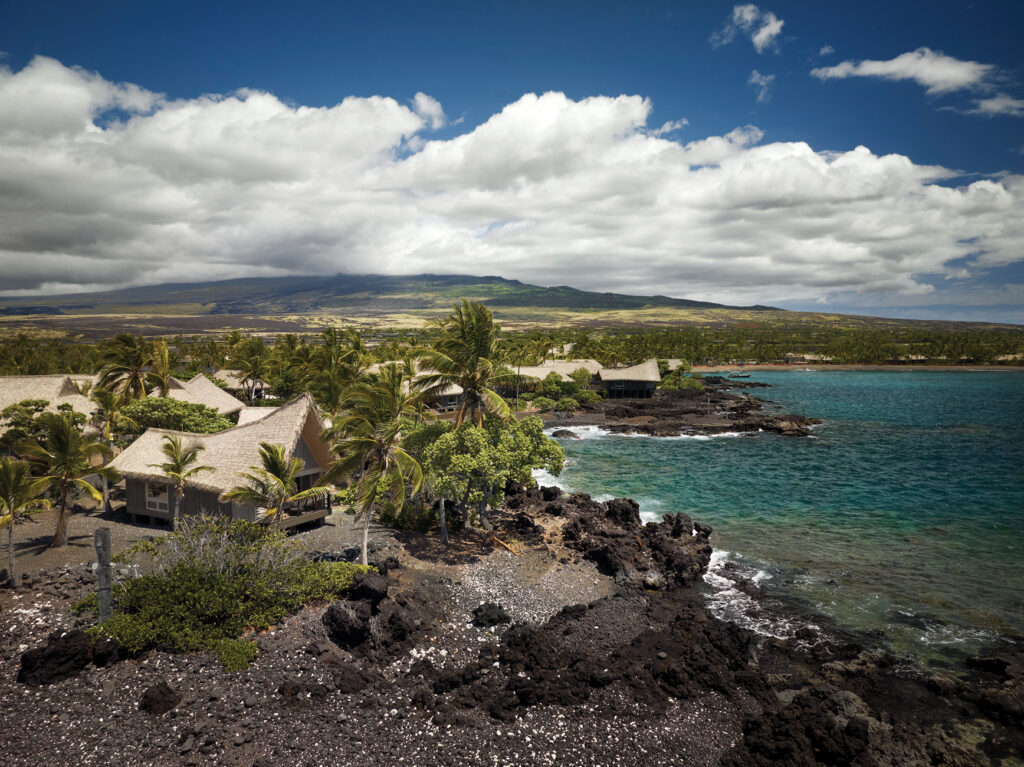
[597,358,661,398]
[162,373,247,416]
[0,374,94,418]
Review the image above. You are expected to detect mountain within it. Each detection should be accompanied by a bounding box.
[0,273,775,316]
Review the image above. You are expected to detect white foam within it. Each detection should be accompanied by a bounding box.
[546,426,749,441]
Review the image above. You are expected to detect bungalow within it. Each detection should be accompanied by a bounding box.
[162,373,247,416]
[598,358,661,399]
[108,393,333,529]
[0,374,94,418]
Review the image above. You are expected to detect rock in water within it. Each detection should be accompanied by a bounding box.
[139,680,182,716]
[472,602,512,627]
[18,629,93,686]
[551,429,581,439]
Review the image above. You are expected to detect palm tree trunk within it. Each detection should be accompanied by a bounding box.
[438,496,449,546]
[51,484,69,548]
[7,522,14,590]
[170,491,178,532]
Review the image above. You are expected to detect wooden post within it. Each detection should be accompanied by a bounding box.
[94,527,112,623]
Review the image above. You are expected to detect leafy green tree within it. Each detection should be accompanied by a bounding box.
[229,338,269,404]
[660,367,704,391]
[421,416,563,537]
[119,398,233,434]
[0,399,51,452]
[148,436,214,530]
[222,443,329,529]
[16,412,118,548]
[96,333,154,399]
[0,458,51,588]
[417,300,513,427]
[322,364,423,563]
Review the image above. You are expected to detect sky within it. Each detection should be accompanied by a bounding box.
[1,0,1023,323]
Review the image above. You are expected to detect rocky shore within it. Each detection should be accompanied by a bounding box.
[543,377,821,437]
[1,485,1022,766]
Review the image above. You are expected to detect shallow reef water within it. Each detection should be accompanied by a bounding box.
[541,369,1024,663]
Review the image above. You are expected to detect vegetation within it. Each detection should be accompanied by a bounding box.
[222,443,330,529]
[96,333,157,398]
[118,397,233,435]
[417,299,514,427]
[421,416,563,538]
[322,363,424,562]
[0,458,50,588]
[83,517,370,669]
[15,411,117,547]
[660,366,705,391]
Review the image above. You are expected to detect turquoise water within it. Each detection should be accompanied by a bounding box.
[542,370,1024,661]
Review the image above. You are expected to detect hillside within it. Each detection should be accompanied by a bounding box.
[0,273,1018,338]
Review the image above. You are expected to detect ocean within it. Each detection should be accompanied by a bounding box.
[537,369,1024,664]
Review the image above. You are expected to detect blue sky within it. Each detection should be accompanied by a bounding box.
[2,1,1023,322]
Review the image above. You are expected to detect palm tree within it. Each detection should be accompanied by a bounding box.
[0,458,51,589]
[322,364,423,565]
[16,412,118,548]
[416,300,513,427]
[90,388,139,512]
[148,436,214,530]
[222,443,328,528]
[147,339,174,397]
[96,333,154,399]
[229,338,269,404]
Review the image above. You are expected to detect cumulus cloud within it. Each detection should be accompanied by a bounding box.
[819,45,834,57]
[1,55,1023,311]
[963,93,1024,117]
[711,4,785,54]
[811,47,993,95]
[411,92,446,129]
[748,70,775,103]
[648,118,689,136]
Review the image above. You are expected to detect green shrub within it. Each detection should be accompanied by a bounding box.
[660,367,705,391]
[554,397,579,412]
[575,389,602,403]
[532,396,556,412]
[85,516,370,669]
[377,501,438,533]
[120,398,233,434]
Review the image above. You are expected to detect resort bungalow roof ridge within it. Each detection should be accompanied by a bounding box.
[159,372,246,415]
[538,358,603,375]
[597,358,662,382]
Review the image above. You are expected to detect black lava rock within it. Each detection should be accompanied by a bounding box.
[139,680,182,716]
[472,602,512,628]
[18,629,93,686]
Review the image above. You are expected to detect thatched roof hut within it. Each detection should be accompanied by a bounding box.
[109,393,329,499]
[162,373,246,415]
[0,375,94,417]
[597,358,661,398]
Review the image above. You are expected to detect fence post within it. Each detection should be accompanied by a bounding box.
[94,527,112,623]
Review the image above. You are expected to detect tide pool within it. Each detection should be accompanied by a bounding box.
[542,370,1024,662]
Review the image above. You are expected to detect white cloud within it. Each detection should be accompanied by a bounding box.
[748,70,775,103]
[411,92,446,129]
[649,118,689,136]
[811,47,993,95]
[711,4,784,54]
[1,55,1023,312]
[964,93,1024,117]
[819,45,834,56]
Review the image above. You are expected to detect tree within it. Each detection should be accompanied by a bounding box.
[0,458,50,588]
[16,412,118,548]
[119,398,233,434]
[90,388,139,511]
[421,416,563,537]
[96,333,154,399]
[417,300,513,427]
[148,436,214,530]
[222,443,328,529]
[147,339,175,396]
[322,364,423,563]
[0,399,51,453]
[229,338,269,404]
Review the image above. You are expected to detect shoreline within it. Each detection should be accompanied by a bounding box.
[692,363,1024,372]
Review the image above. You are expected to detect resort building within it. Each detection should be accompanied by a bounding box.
[163,373,247,416]
[108,393,333,528]
[0,374,94,418]
[597,358,661,398]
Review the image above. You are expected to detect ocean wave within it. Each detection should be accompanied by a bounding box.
[545,426,748,441]
[703,551,823,643]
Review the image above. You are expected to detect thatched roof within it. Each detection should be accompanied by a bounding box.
[236,406,276,425]
[161,374,246,415]
[109,393,332,497]
[514,365,569,382]
[212,369,248,391]
[365,362,464,398]
[539,359,602,376]
[598,358,661,383]
[0,375,94,417]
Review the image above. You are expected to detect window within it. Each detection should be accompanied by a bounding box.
[146,482,169,512]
